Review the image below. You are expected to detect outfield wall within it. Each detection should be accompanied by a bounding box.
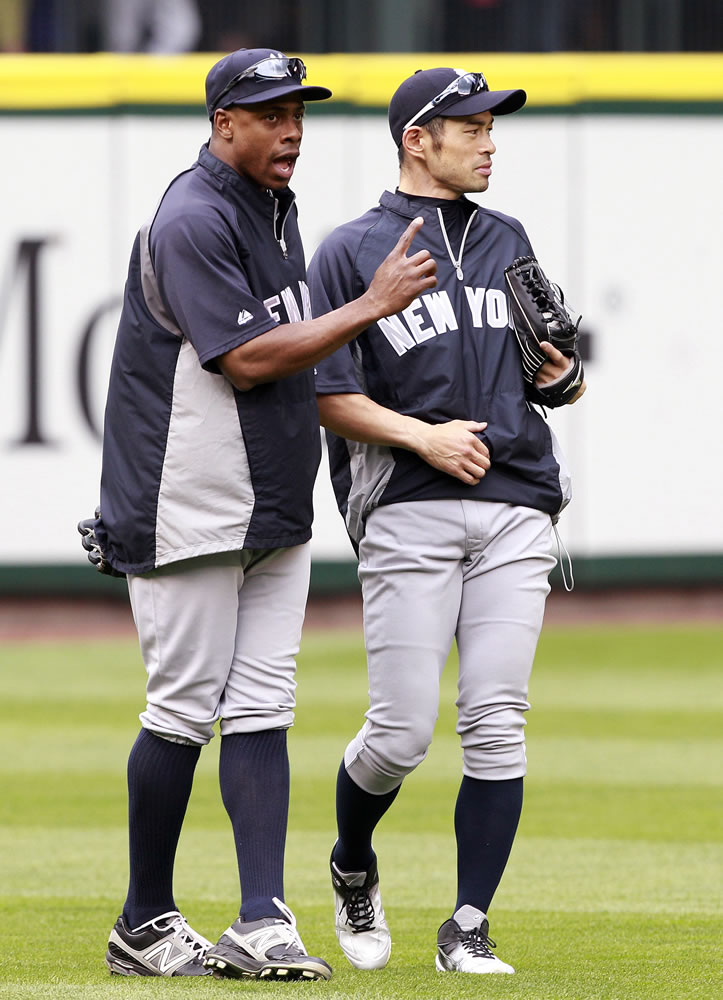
[1,54,722,592]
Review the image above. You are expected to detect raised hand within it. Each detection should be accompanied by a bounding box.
[366,217,437,317]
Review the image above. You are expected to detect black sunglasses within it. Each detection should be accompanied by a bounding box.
[403,71,489,131]
[211,56,307,113]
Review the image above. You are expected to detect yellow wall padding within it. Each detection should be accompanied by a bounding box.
[0,52,721,111]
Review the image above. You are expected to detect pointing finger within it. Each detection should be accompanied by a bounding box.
[394,217,425,256]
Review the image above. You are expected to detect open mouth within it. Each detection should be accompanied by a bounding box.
[273,154,299,177]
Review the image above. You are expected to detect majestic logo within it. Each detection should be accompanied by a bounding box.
[237,309,254,326]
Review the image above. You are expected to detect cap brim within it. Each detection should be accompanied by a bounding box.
[438,88,526,119]
[222,82,332,108]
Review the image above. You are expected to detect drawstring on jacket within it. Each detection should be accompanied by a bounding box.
[552,522,575,592]
[437,206,477,282]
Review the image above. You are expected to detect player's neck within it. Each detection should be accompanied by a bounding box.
[398,179,461,201]
[398,165,462,201]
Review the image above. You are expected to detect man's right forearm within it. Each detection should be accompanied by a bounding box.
[317,392,432,451]
[318,393,491,486]
[218,293,384,391]
[219,217,437,391]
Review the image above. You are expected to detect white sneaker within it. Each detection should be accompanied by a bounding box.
[435,905,514,974]
[331,853,391,970]
[105,910,213,976]
[204,897,332,981]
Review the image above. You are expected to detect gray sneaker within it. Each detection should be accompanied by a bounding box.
[204,897,332,981]
[105,910,212,976]
[435,905,514,974]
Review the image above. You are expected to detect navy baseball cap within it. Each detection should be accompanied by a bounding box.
[388,67,526,146]
[205,47,332,119]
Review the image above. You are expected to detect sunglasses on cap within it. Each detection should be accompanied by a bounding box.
[212,55,307,111]
[403,71,489,132]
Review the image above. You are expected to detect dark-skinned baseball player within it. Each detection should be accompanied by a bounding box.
[84,48,436,982]
[307,66,586,975]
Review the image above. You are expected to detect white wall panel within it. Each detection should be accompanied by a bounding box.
[0,111,720,565]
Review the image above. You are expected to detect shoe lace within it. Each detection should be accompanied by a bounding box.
[462,925,497,959]
[268,897,307,956]
[152,912,209,960]
[344,888,375,933]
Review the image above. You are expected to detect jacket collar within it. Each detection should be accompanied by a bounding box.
[380,188,478,225]
[197,143,296,217]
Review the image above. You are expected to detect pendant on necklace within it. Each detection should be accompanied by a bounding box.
[455,266,464,281]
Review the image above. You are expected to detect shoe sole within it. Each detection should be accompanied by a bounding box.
[435,952,514,974]
[106,952,155,977]
[106,946,211,977]
[205,955,331,981]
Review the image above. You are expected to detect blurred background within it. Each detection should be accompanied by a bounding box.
[0,0,722,615]
[1,0,721,54]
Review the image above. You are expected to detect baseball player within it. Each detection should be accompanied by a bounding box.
[82,48,436,982]
[307,67,586,974]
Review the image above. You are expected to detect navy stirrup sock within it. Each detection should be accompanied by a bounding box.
[332,760,401,873]
[454,775,523,914]
[124,728,201,929]
[219,730,290,922]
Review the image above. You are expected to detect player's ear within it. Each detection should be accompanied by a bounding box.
[401,126,426,160]
[213,108,234,140]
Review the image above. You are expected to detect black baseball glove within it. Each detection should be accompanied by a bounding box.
[504,255,585,407]
[77,507,125,577]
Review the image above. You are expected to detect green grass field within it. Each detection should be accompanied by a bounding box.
[0,619,721,999]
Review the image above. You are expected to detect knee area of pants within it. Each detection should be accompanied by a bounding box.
[374,736,432,780]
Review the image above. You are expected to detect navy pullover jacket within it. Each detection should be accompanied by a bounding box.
[97,144,320,574]
[308,189,571,542]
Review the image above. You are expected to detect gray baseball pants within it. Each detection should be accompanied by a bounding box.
[127,544,311,745]
[344,500,556,793]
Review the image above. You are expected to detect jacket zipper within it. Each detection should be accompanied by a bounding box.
[272,194,294,259]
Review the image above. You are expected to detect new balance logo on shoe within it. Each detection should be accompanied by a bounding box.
[144,940,192,975]
[105,910,212,977]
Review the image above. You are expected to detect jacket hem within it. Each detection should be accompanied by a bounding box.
[114,530,312,576]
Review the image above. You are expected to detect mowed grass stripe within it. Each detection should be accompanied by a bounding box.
[1,827,718,918]
[4,770,720,844]
[3,727,720,791]
[0,904,719,1000]
[0,623,720,999]
[2,624,722,703]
